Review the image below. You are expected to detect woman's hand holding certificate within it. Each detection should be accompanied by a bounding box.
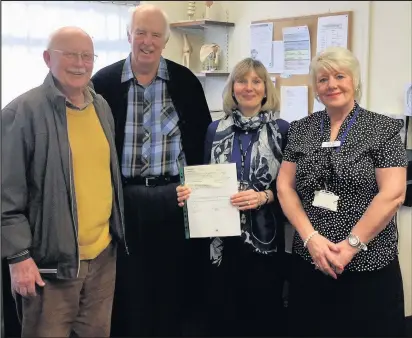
[176,163,241,238]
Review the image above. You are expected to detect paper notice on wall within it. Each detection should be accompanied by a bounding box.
[313,98,325,112]
[280,86,308,122]
[250,22,274,68]
[405,83,412,116]
[282,26,311,75]
[316,15,349,54]
[267,41,284,74]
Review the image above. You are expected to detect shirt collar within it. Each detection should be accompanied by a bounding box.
[121,54,169,83]
[66,89,93,110]
[50,74,94,110]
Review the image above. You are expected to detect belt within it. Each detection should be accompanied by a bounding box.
[122,175,180,187]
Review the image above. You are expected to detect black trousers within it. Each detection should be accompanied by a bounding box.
[110,182,209,337]
[206,237,286,337]
[287,254,406,337]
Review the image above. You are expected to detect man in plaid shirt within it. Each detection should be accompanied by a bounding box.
[92,3,212,337]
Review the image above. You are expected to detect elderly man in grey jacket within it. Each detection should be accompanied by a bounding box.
[1,26,127,337]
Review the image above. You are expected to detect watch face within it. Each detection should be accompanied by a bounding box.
[348,234,359,246]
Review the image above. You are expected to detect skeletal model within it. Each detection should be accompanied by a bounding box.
[187,1,196,20]
[182,34,193,69]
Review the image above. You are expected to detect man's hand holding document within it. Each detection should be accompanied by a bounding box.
[177,163,241,238]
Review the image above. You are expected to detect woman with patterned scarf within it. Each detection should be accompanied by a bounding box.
[177,58,290,337]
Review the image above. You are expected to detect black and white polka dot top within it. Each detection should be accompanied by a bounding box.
[283,102,408,271]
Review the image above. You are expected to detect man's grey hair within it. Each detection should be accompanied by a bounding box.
[127,4,171,41]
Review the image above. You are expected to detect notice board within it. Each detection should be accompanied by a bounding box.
[252,11,353,114]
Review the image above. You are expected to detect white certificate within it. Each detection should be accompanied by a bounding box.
[182,163,241,238]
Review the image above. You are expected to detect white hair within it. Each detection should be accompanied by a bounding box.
[127,4,170,41]
[310,46,362,102]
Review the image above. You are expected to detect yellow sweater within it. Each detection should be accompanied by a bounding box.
[67,103,112,260]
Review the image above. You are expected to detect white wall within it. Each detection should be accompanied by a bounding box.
[140,1,186,63]
[153,1,412,315]
[369,1,412,118]
[368,0,412,317]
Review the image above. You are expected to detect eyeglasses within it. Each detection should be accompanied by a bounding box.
[51,49,98,63]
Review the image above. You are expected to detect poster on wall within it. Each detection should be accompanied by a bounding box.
[405,83,412,117]
[282,25,311,75]
[250,22,273,68]
[316,14,349,54]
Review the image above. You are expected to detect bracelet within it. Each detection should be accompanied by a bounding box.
[256,190,270,210]
[256,192,263,210]
[303,231,319,248]
[263,190,270,204]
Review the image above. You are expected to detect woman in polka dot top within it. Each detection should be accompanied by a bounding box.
[277,46,408,337]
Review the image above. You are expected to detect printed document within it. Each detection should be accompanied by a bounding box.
[183,163,241,238]
[282,25,311,74]
[313,98,326,112]
[405,83,412,116]
[316,15,349,54]
[280,85,308,122]
[250,22,274,68]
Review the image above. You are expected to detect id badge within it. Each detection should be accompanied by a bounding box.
[321,141,341,148]
[312,190,339,212]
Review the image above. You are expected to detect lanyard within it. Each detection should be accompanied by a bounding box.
[237,127,262,182]
[320,106,360,152]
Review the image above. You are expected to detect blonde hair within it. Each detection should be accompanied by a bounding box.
[127,4,170,41]
[222,58,280,115]
[310,46,362,102]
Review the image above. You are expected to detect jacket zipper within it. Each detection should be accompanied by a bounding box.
[115,159,129,255]
[66,124,81,278]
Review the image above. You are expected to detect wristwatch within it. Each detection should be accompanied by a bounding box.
[347,233,368,251]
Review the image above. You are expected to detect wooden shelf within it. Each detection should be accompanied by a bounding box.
[170,19,235,30]
[195,71,230,77]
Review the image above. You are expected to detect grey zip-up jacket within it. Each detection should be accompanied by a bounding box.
[1,73,127,279]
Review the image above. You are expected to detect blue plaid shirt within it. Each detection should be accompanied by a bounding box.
[121,55,186,177]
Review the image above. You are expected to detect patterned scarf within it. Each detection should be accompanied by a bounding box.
[209,110,283,265]
[232,109,268,130]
